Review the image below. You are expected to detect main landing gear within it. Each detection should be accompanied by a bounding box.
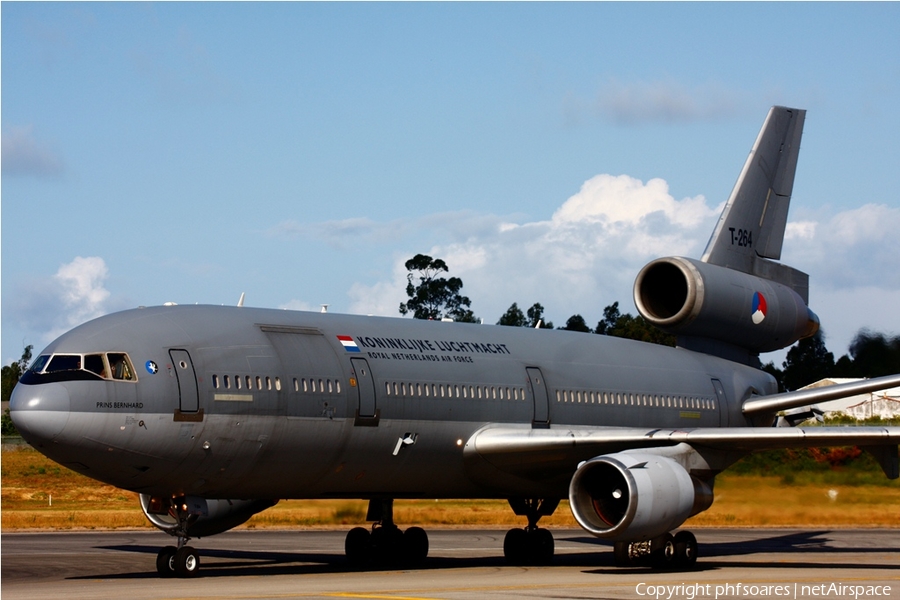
[503,498,559,565]
[344,498,429,567]
[614,530,698,570]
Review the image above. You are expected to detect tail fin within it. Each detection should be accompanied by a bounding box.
[701,106,808,301]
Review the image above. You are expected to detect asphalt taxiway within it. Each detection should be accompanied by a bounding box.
[2,528,898,600]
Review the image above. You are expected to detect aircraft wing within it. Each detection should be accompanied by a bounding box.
[742,373,900,416]
[467,424,900,479]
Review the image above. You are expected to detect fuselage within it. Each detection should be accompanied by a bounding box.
[10,305,775,500]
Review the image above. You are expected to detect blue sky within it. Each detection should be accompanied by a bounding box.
[3,2,899,367]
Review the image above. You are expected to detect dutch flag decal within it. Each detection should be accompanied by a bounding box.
[751,292,767,325]
[337,335,361,352]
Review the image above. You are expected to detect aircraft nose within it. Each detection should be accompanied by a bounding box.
[9,382,71,445]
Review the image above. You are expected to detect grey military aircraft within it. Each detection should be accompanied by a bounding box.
[11,106,900,578]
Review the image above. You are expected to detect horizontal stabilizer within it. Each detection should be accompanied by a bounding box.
[742,373,900,416]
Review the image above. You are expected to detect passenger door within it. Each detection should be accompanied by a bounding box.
[169,349,199,414]
[351,357,379,425]
[526,367,550,428]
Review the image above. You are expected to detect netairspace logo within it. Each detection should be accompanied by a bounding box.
[634,582,893,600]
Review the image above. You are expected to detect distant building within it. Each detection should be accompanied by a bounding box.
[802,378,900,419]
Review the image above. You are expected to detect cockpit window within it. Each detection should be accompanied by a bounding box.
[29,355,51,374]
[107,353,135,381]
[25,352,138,383]
[84,354,105,376]
[46,355,83,373]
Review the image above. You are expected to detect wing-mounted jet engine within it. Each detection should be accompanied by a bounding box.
[569,449,712,567]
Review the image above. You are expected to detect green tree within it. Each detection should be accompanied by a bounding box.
[2,345,33,436]
[594,301,622,335]
[526,303,553,329]
[834,331,900,378]
[761,361,786,393]
[399,254,477,323]
[498,302,553,328]
[497,303,527,327]
[561,314,591,333]
[594,302,676,346]
[782,331,834,391]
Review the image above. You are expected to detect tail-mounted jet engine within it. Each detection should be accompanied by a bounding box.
[634,257,819,354]
[140,494,277,538]
[568,452,712,543]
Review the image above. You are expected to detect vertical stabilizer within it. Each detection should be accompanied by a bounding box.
[702,106,805,277]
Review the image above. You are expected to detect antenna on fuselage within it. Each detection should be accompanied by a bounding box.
[237,293,245,307]
[321,304,329,313]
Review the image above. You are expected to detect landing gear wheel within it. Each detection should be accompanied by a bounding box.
[156,546,177,577]
[614,541,634,567]
[503,528,528,564]
[402,526,429,565]
[531,528,555,565]
[173,546,200,578]
[345,527,372,566]
[650,533,676,569]
[503,527,554,565]
[674,531,698,568]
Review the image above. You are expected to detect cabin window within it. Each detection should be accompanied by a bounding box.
[212,374,220,389]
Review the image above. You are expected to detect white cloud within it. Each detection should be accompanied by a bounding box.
[784,203,900,290]
[1,126,65,178]
[346,174,720,325]
[10,257,112,345]
[279,299,320,312]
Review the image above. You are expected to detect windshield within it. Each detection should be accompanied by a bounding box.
[26,352,138,382]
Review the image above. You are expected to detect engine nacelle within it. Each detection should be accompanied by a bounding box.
[140,494,277,538]
[634,256,819,353]
[568,452,713,542]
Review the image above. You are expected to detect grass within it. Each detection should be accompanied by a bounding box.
[3,446,899,531]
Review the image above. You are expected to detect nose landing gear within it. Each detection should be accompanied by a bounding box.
[156,541,200,578]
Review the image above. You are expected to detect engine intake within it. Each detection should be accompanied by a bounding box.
[568,452,712,542]
[634,257,819,354]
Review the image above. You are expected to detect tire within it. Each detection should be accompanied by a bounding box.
[402,526,429,565]
[156,546,177,578]
[503,528,527,565]
[345,527,372,566]
[650,533,676,570]
[530,528,555,565]
[674,531,698,568]
[613,542,633,567]
[173,546,200,578]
